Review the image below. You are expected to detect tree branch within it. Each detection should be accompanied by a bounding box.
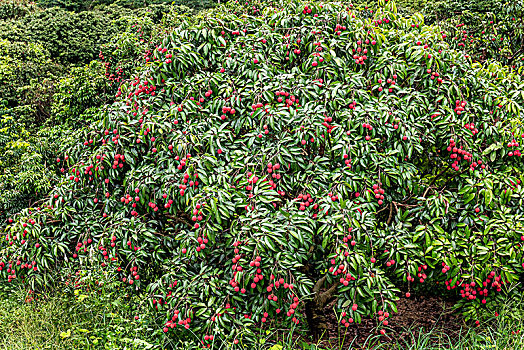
[316,280,340,307]
[386,202,393,225]
[312,274,327,294]
[164,213,193,228]
[423,162,452,198]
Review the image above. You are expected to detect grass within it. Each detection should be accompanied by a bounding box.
[0,289,77,349]
[0,285,156,350]
[0,286,523,350]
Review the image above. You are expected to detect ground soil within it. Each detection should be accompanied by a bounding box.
[306,295,465,349]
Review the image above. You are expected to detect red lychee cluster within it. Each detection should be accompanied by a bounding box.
[454,100,467,115]
[372,183,385,205]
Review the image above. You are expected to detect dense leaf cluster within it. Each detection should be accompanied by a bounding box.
[424,0,524,67]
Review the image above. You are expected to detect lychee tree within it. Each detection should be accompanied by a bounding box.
[1,0,524,347]
[424,0,524,68]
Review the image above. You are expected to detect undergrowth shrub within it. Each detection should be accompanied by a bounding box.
[0,112,80,220]
[51,61,115,127]
[36,0,218,12]
[0,39,60,110]
[0,0,36,20]
[0,4,175,65]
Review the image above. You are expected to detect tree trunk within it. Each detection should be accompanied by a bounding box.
[305,275,340,341]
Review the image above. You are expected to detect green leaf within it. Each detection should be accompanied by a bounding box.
[484,189,493,206]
